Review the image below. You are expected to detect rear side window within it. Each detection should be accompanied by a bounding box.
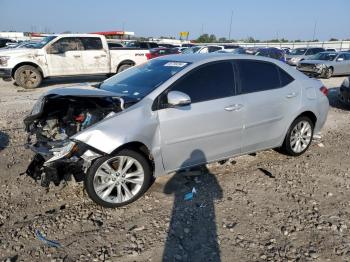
[170,61,235,103]
[278,68,294,86]
[80,37,103,50]
[237,60,280,94]
[149,43,159,48]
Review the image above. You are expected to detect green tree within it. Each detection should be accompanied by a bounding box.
[329,38,339,41]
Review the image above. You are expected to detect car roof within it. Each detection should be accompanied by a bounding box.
[156,53,282,64]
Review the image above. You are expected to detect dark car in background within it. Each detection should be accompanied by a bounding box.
[255,47,286,62]
[339,76,350,105]
[107,42,124,49]
[0,38,17,48]
[286,47,325,65]
[125,41,159,49]
[145,47,180,59]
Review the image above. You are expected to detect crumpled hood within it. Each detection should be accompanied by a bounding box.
[45,85,119,97]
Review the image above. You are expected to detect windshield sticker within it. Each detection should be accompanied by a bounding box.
[164,62,188,67]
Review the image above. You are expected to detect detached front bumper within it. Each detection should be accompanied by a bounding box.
[0,68,12,79]
[25,141,101,187]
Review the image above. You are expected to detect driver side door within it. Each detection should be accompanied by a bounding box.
[46,37,84,76]
[156,61,244,172]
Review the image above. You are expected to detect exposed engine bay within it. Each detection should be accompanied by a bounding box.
[24,92,126,187]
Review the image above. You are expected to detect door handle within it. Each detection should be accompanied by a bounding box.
[94,56,101,59]
[73,55,81,58]
[286,92,298,98]
[100,54,107,57]
[225,104,243,111]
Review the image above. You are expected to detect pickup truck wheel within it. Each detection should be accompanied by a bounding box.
[85,149,152,208]
[117,64,132,73]
[14,65,42,89]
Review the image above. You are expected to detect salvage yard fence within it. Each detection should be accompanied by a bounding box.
[203,41,350,51]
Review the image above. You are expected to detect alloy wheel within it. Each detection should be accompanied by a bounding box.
[290,120,312,153]
[93,156,145,204]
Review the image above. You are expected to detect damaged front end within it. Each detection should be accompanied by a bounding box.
[24,88,126,187]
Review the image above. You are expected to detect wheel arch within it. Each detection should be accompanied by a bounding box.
[11,62,44,78]
[111,141,155,176]
[116,59,135,73]
[280,110,318,147]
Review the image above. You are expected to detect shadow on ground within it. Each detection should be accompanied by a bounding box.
[0,131,9,151]
[162,150,223,262]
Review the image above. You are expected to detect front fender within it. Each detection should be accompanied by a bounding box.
[72,100,165,176]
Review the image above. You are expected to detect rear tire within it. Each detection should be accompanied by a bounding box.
[280,116,314,156]
[85,149,152,208]
[117,64,132,73]
[14,65,42,89]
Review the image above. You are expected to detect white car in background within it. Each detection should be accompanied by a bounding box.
[182,45,224,54]
[0,34,150,88]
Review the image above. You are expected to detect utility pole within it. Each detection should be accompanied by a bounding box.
[201,23,204,35]
[228,10,233,41]
[312,20,317,41]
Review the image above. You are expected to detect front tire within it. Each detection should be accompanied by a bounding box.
[323,67,333,79]
[85,149,152,208]
[280,116,314,156]
[14,65,42,89]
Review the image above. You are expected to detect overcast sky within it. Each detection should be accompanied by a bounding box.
[1,0,349,40]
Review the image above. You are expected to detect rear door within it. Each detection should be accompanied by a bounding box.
[46,37,85,76]
[79,37,109,74]
[157,61,243,172]
[236,60,299,153]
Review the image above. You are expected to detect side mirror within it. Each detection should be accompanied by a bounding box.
[167,91,191,107]
[337,57,344,62]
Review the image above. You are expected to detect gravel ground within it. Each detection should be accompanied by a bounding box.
[0,75,350,262]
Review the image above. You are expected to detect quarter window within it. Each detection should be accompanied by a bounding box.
[170,61,235,103]
[237,60,281,94]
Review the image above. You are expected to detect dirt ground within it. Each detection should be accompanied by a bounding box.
[0,75,350,262]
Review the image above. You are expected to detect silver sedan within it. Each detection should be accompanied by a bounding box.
[24,54,329,207]
[297,52,350,78]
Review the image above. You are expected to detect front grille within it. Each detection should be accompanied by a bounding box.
[297,63,316,72]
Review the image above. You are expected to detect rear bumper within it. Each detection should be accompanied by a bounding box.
[0,68,12,79]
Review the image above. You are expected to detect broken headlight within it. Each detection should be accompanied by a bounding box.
[45,141,78,163]
[31,96,45,116]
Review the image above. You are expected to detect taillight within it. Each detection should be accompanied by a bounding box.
[320,86,328,96]
[146,53,152,60]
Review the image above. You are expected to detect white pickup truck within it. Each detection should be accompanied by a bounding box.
[0,34,150,88]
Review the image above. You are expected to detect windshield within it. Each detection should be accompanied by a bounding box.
[290,48,307,55]
[29,36,57,49]
[309,52,337,61]
[100,59,190,100]
[182,46,201,54]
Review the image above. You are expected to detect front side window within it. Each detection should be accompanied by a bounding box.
[237,60,281,94]
[169,61,235,103]
[50,37,84,53]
